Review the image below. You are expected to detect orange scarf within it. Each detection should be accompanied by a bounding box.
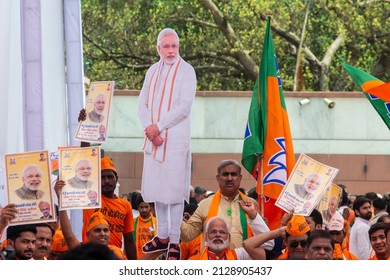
[333,243,359,260]
[368,255,390,260]
[197,247,237,260]
[207,190,253,240]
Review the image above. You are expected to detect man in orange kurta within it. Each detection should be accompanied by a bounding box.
[82,157,136,259]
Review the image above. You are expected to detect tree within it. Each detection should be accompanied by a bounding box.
[81,0,389,91]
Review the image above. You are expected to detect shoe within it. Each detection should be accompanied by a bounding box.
[166,243,181,260]
[142,236,169,253]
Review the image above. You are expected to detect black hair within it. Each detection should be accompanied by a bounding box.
[135,194,148,210]
[33,223,55,237]
[184,203,198,215]
[194,186,207,195]
[373,198,387,211]
[364,192,378,201]
[6,224,37,242]
[368,222,389,240]
[309,209,323,226]
[353,196,371,211]
[338,184,349,206]
[59,243,120,260]
[306,230,335,250]
[130,192,142,209]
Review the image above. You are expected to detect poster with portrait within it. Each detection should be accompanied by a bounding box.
[275,154,339,216]
[74,81,115,143]
[317,184,342,228]
[58,146,101,210]
[4,151,56,225]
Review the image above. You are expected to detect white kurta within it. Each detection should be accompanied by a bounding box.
[138,57,196,204]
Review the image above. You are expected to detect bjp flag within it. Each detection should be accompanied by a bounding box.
[341,59,390,130]
[242,17,295,230]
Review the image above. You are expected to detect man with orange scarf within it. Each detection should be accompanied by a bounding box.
[181,160,273,251]
[54,180,127,260]
[133,195,157,259]
[190,217,264,260]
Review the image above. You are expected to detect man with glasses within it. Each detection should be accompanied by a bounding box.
[15,164,44,200]
[278,215,310,260]
[190,216,274,260]
[181,159,273,251]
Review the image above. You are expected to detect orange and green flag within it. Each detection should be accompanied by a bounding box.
[241,17,295,230]
[341,59,390,129]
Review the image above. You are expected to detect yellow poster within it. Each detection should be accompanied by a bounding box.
[317,184,342,228]
[275,153,339,216]
[58,146,101,210]
[74,81,115,143]
[5,150,55,225]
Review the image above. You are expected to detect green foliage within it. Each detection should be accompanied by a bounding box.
[81,0,389,91]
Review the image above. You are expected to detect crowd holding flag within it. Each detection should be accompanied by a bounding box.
[241,17,295,230]
[341,59,390,130]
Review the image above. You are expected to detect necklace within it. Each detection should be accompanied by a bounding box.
[227,207,231,216]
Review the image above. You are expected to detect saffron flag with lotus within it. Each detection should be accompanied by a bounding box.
[242,17,295,230]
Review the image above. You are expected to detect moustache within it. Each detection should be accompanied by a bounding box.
[211,238,224,243]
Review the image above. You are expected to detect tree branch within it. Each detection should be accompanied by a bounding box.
[322,35,344,66]
[200,0,259,79]
[168,16,218,29]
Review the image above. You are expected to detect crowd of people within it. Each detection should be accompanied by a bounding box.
[1,156,389,260]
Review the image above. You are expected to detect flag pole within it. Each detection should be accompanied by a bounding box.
[257,154,264,217]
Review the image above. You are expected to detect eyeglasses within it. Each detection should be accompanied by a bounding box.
[289,240,308,249]
[207,230,228,236]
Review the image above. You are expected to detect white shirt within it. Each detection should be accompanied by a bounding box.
[349,217,372,259]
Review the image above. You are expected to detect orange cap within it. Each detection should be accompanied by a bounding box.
[86,211,109,233]
[50,230,68,252]
[286,215,310,236]
[101,157,117,174]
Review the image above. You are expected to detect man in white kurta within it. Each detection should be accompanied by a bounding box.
[138,28,196,260]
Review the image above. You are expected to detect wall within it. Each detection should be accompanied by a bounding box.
[102,90,390,196]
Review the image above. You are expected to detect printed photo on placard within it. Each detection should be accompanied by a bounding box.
[58,146,101,210]
[275,153,339,216]
[74,81,115,143]
[4,150,56,225]
[317,184,342,228]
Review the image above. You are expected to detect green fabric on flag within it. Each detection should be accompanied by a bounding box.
[341,59,390,130]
